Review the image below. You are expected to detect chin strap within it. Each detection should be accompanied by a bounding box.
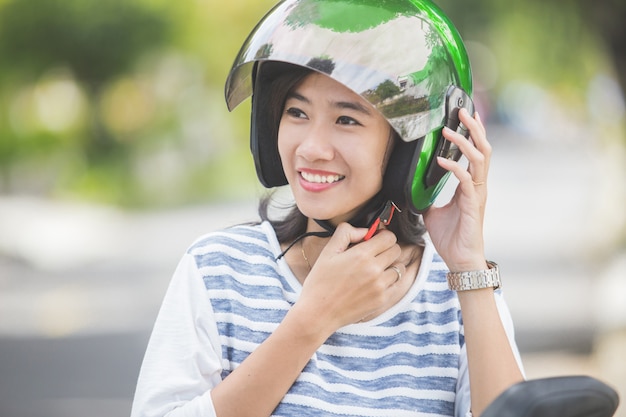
[275,197,399,261]
[363,200,399,240]
[275,230,332,261]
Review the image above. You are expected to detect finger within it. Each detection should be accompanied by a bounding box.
[474,110,486,133]
[325,223,368,255]
[340,227,398,256]
[363,228,398,250]
[463,110,491,184]
[442,120,490,183]
[460,108,486,137]
[436,156,479,193]
[459,108,491,157]
[442,126,485,165]
[386,263,406,287]
[374,239,402,269]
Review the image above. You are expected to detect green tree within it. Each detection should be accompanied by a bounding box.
[0,0,170,155]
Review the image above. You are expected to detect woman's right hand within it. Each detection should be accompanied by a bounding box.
[294,222,405,335]
[211,222,404,417]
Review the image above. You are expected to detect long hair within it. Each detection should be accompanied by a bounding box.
[254,62,426,263]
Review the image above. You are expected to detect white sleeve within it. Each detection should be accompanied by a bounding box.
[131,253,224,417]
[454,290,525,417]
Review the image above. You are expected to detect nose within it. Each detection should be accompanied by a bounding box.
[295,121,335,161]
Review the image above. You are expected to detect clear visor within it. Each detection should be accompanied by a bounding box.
[225,0,465,141]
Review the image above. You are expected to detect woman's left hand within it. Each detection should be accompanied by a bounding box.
[422,108,491,272]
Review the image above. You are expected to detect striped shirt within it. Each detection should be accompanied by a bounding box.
[131,222,520,417]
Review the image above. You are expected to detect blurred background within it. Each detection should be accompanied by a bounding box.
[0,0,624,416]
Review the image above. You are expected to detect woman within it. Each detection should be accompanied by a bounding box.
[131,1,524,416]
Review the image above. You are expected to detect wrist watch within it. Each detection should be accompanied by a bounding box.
[446,261,501,291]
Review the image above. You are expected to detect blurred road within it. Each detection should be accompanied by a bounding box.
[0,202,260,417]
[1,124,625,416]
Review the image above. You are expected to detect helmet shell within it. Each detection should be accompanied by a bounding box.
[225,0,472,213]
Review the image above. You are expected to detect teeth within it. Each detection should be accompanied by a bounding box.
[301,171,344,184]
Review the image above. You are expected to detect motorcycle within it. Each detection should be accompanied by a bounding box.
[481,375,620,417]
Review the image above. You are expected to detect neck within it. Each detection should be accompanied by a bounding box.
[300,218,331,269]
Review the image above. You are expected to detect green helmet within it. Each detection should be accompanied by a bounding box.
[225,0,473,213]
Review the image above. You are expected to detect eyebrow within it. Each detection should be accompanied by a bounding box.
[286,91,372,116]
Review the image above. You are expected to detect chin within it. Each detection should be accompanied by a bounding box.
[292,189,374,224]
[298,206,335,222]
[296,203,358,225]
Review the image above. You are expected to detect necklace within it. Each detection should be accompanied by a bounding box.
[301,239,312,270]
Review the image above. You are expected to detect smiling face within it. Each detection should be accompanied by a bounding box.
[277,72,393,225]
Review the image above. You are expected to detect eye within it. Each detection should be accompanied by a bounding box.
[336,115,361,126]
[284,107,307,119]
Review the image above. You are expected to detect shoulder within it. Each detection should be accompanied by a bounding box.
[183,221,286,286]
[186,221,276,258]
[184,222,279,270]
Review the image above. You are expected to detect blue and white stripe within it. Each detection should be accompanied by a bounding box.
[189,221,463,417]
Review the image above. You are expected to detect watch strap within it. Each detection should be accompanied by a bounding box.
[447,261,501,291]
